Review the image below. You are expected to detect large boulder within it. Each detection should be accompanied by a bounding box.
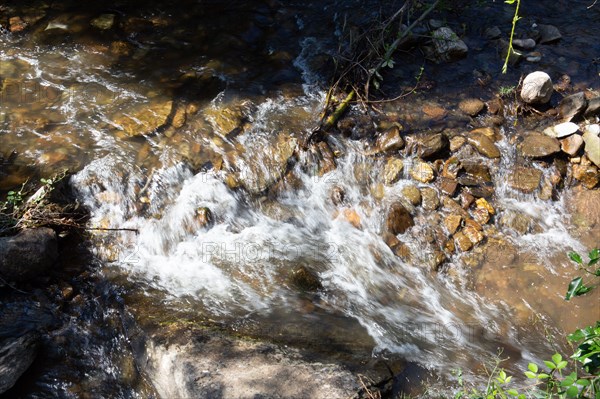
[518,132,560,158]
[0,228,58,282]
[0,332,39,394]
[520,71,553,104]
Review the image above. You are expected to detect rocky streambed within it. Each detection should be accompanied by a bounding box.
[1,0,599,398]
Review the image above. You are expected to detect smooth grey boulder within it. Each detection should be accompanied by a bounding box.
[0,228,58,282]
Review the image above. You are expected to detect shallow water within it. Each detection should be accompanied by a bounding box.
[1,0,599,396]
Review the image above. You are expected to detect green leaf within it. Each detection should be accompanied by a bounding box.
[589,248,599,261]
[561,376,575,386]
[507,389,519,396]
[528,363,538,373]
[556,360,568,370]
[565,385,579,397]
[568,251,583,264]
[505,0,516,3]
[524,371,537,379]
[575,379,590,386]
[552,353,563,364]
[544,360,556,369]
[537,373,550,379]
[565,277,590,300]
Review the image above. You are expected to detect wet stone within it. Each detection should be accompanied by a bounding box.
[9,16,27,33]
[386,202,414,235]
[421,187,440,210]
[572,164,599,189]
[537,24,562,43]
[463,225,484,245]
[439,177,458,196]
[289,266,322,292]
[375,125,404,153]
[417,133,449,159]
[444,214,462,235]
[508,166,542,193]
[383,158,404,185]
[467,133,501,158]
[449,136,466,152]
[472,207,490,225]
[582,130,600,167]
[476,198,495,215]
[584,97,600,117]
[432,27,468,61]
[543,122,579,138]
[442,157,461,179]
[454,231,473,252]
[196,207,213,228]
[402,185,422,206]
[512,38,536,50]
[518,132,560,158]
[410,160,435,183]
[91,14,115,30]
[331,186,345,206]
[458,99,485,116]
[558,92,587,122]
[112,99,173,137]
[560,134,584,156]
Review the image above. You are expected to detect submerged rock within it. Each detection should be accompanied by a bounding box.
[537,24,562,44]
[518,132,560,158]
[0,332,39,394]
[401,185,422,206]
[383,158,404,185]
[112,99,173,137]
[584,97,600,117]
[290,266,322,292]
[512,38,536,50]
[410,160,435,183]
[458,99,485,116]
[421,187,440,210]
[572,164,599,189]
[507,166,542,193]
[386,203,414,235]
[521,71,553,104]
[90,14,115,30]
[432,27,468,61]
[0,228,58,282]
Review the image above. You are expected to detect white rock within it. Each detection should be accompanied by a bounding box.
[582,130,600,167]
[543,122,579,138]
[583,124,600,137]
[521,71,553,104]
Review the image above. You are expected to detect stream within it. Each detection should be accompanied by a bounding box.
[1,0,599,397]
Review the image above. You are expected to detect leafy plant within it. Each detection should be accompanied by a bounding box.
[502,0,521,74]
[565,250,599,300]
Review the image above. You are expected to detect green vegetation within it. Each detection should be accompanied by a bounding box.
[502,0,521,74]
[452,249,600,399]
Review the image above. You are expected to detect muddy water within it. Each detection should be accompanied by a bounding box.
[1,0,599,397]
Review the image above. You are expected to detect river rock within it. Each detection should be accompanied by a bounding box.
[375,125,404,153]
[432,27,468,61]
[442,157,461,179]
[421,187,440,210]
[90,14,115,30]
[582,130,600,167]
[560,134,584,156]
[401,185,422,206]
[449,136,466,151]
[507,166,542,193]
[454,231,473,252]
[584,97,600,117]
[417,133,449,159]
[466,133,501,158]
[568,187,600,229]
[112,99,173,137]
[383,158,404,185]
[458,99,485,116]
[386,203,414,235]
[439,177,458,196]
[0,332,39,394]
[472,207,490,225]
[0,228,58,282]
[584,124,600,137]
[290,266,322,291]
[518,132,560,158]
[9,17,27,33]
[410,160,435,183]
[444,214,462,235]
[463,225,484,245]
[476,198,495,215]
[520,71,553,104]
[484,26,502,40]
[572,164,599,189]
[512,38,536,50]
[331,186,345,205]
[558,92,587,122]
[537,24,562,43]
[461,161,492,182]
[543,122,579,138]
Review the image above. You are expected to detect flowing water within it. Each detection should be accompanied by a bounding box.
[1,0,599,397]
